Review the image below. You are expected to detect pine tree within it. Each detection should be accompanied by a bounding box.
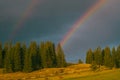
[0,42,3,68]
[29,41,39,70]
[45,41,57,68]
[23,48,33,72]
[40,42,47,68]
[101,49,105,66]
[21,43,26,70]
[104,46,113,68]
[4,42,13,73]
[13,42,22,72]
[86,49,93,64]
[56,43,66,67]
[112,47,117,68]
[116,45,120,68]
[78,59,83,64]
[93,47,102,67]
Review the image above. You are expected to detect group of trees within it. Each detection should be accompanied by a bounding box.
[86,45,120,69]
[0,41,66,73]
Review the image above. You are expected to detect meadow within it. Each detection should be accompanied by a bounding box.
[0,64,120,80]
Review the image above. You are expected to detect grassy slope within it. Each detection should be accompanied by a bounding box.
[0,64,120,80]
[64,69,120,80]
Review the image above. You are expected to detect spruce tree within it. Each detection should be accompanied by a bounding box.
[23,48,33,72]
[112,47,117,68]
[86,49,93,64]
[29,41,39,70]
[45,41,57,68]
[116,45,120,68]
[0,42,3,68]
[93,47,102,67]
[56,43,66,67]
[101,49,105,66]
[21,43,26,70]
[104,46,113,68]
[13,42,22,72]
[40,42,47,68]
[4,43,13,73]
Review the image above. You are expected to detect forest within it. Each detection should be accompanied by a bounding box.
[0,41,66,73]
[0,41,120,73]
[86,46,120,69]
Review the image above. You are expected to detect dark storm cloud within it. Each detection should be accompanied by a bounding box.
[0,0,97,43]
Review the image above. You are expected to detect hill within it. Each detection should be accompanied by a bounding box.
[0,64,120,80]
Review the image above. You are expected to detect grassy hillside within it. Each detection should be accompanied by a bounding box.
[0,64,120,80]
[64,69,120,80]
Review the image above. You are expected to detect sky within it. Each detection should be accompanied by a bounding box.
[0,0,120,62]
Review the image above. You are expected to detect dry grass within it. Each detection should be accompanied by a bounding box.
[0,64,118,80]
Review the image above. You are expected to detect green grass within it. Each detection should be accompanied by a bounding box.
[64,69,120,80]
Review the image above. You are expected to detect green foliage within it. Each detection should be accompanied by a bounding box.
[86,45,120,69]
[23,48,33,72]
[13,42,22,72]
[0,42,3,68]
[56,43,66,67]
[90,61,99,71]
[0,41,66,73]
[86,49,93,64]
[78,59,83,64]
[4,43,13,73]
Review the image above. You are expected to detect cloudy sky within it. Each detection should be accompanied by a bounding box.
[0,0,120,62]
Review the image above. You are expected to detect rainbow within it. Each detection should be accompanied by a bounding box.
[60,0,107,47]
[8,0,39,40]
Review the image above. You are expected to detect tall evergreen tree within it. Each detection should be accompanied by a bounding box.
[23,48,33,72]
[0,42,3,68]
[86,49,93,64]
[116,45,120,68]
[21,43,26,70]
[40,42,47,68]
[101,49,105,66]
[13,42,22,72]
[56,43,66,67]
[45,41,57,68]
[93,47,102,66]
[29,41,39,70]
[104,46,113,68]
[112,47,117,68]
[4,42,13,73]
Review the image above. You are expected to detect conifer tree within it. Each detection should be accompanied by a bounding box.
[40,42,47,68]
[13,42,22,72]
[78,59,83,64]
[101,49,105,66]
[104,46,113,68]
[112,47,117,68]
[29,41,39,70]
[23,48,33,72]
[86,49,93,64]
[0,42,3,68]
[45,41,57,67]
[21,43,26,70]
[93,47,102,66]
[4,43,13,73]
[56,43,66,67]
[116,45,120,68]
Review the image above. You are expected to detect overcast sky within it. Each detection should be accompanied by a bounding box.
[0,0,120,62]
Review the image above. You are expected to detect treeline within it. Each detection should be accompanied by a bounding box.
[0,41,66,73]
[86,45,120,69]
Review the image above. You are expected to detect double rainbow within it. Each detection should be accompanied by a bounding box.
[8,0,39,40]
